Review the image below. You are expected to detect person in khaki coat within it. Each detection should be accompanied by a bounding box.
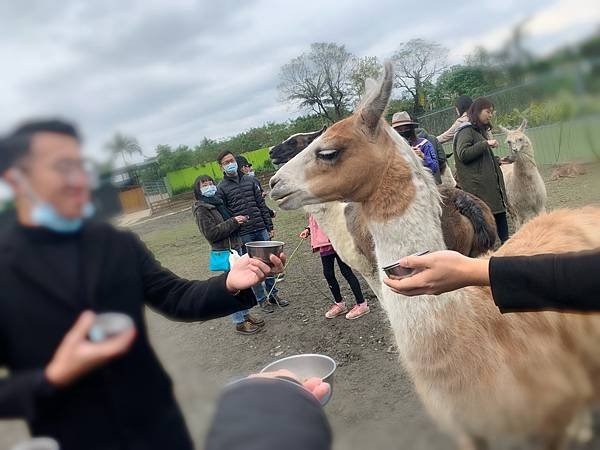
[437,95,472,144]
[453,97,510,243]
[193,175,265,334]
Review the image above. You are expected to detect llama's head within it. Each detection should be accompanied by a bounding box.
[499,120,533,162]
[270,62,427,220]
[270,126,327,167]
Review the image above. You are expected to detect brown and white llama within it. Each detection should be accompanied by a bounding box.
[270,62,600,449]
[499,121,547,229]
[269,131,497,300]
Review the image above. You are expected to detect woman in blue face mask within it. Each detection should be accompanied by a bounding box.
[192,175,264,335]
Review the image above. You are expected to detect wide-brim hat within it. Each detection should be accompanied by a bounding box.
[391,111,419,128]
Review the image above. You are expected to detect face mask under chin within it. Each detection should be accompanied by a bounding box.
[16,171,94,233]
[31,202,95,233]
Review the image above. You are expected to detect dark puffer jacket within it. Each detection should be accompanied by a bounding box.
[217,174,273,235]
[193,201,242,251]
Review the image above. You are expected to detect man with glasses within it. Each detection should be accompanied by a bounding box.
[0,119,284,450]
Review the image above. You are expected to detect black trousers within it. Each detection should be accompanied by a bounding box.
[321,253,365,304]
[494,212,509,243]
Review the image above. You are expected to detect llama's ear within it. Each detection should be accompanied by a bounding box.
[359,61,393,135]
[498,124,510,134]
[307,126,327,145]
[518,119,528,131]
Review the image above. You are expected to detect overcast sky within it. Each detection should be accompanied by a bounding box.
[0,0,598,165]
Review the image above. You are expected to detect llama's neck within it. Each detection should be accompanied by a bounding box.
[367,169,446,267]
[363,163,467,365]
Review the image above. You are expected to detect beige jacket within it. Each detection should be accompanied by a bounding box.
[437,112,469,144]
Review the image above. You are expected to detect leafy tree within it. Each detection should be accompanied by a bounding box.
[349,56,383,99]
[432,65,499,106]
[105,132,143,167]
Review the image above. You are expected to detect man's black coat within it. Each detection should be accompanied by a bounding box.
[0,221,256,450]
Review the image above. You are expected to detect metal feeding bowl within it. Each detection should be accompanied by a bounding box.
[88,312,134,342]
[382,250,430,280]
[261,354,336,406]
[382,261,416,280]
[245,241,284,266]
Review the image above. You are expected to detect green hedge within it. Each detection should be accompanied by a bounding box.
[166,147,271,194]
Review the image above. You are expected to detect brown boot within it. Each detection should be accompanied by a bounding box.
[236,320,260,335]
[245,314,265,327]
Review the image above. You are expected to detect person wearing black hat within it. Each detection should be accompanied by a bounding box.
[236,155,255,177]
[0,119,284,450]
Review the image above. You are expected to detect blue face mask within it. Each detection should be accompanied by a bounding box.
[247,171,255,177]
[201,185,217,197]
[31,202,95,233]
[223,162,238,175]
[15,169,95,233]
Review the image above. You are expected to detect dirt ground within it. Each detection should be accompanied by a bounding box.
[1,163,599,450]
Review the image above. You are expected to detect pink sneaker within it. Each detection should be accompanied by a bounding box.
[345,302,370,320]
[325,302,347,319]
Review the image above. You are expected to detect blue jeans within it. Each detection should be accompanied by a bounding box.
[240,229,278,303]
[224,249,249,325]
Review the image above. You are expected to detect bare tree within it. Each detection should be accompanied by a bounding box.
[392,39,448,115]
[278,43,356,122]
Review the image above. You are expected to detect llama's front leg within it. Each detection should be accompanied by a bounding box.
[527,431,570,450]
[456,434,489,450]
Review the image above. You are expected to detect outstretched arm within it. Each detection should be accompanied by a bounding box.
[383,250,600,313]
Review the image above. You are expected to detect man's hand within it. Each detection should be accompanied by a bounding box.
[268,230,275,239]
[487,139,499,148]
[226,254,286,292]
[299,229,310,239]
[45,311,136,388]
[382,250,490,296]
[249,369,330,403]
[234,215,248,224]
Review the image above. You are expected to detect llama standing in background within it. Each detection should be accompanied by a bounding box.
[270,62,600,449]
[500,121,547,229]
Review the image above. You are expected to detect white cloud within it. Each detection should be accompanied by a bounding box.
[526,0,598,35]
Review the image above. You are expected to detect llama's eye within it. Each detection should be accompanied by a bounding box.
[317,149,339,161]
[288,138,296,146]
[517,138,522,143]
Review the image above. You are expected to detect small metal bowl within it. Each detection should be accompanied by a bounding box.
[261,353,336,406]
[88,312,134,342]
[245,241,284,266]
[382,250,430,280]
